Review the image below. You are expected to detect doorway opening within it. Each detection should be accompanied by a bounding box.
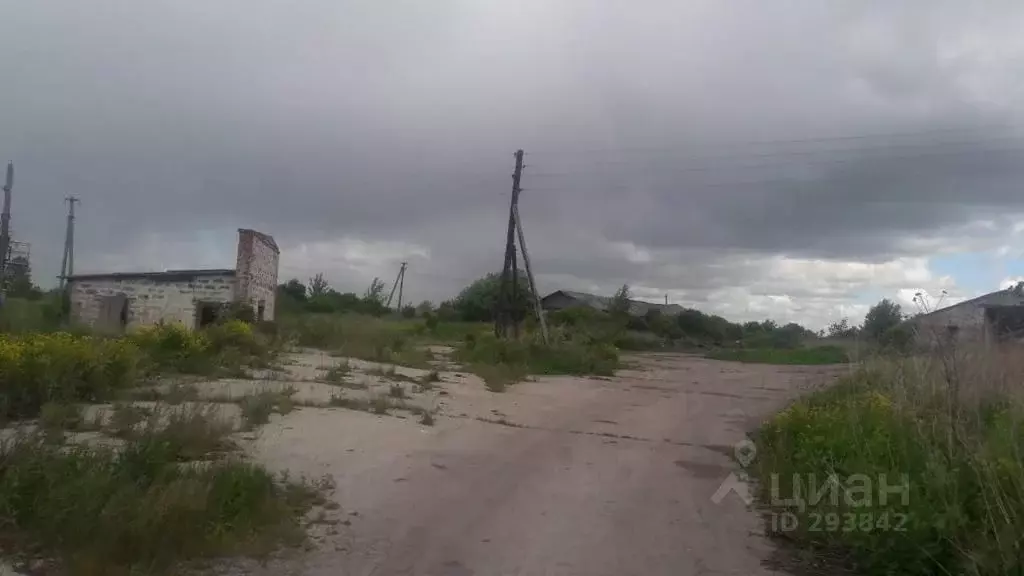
[196,302,222,329]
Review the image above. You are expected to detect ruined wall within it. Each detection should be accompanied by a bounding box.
[234,229,280,321]
[911,290,1024,346]
[69,274,235,330]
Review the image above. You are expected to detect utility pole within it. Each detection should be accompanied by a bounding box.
[513,204,548,343]
[494,149,548,343]
[397,261,406,311]
[385,261,408,310]
[496,150,524,338]
[58,196,79,291]
[0,162,13,301]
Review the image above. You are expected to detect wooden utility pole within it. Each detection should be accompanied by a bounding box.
[397,262,407,311]
[513,204,548,343]
[496,150,524,338]
[385,261,408,310]
[58,196,79,291]
[495,149,549,343]
[0,162,12,302]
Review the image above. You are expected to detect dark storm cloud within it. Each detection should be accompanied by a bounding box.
[2,0,1024,311]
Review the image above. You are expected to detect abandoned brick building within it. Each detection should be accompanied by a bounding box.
[908,281,1024,346]
[67,229,279,331]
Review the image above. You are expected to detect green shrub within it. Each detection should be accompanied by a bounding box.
[129,321,273,376]
[0,332,142,420]
[752,359,1024,575]
[130,322,213,374]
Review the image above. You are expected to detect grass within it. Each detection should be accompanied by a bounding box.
[706,344,849,365]
[473,363,527,393]
[750,345,1024,575]
[0,431,320,575]
[455,333,619,391]
[279,312,491,367]
[129,404,237,461]
[323,361,350,383]
[238,389,296,431]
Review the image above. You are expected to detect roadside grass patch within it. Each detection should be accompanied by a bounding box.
[371,394,390,415]
[473,363,527,393]
[707,345,848,365]
[751,351,1024,575]
[279,314,432,367]
[130,404,237,461]
[323,361,350,383]
[239,389,297,431]
[455,333,619,390]
[0,432,320,574]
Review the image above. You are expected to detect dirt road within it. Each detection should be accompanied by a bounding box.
[234,353,844,576]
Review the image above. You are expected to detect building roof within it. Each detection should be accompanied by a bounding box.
[542,289,687,316]
[909,283,1024,320]
[67,268,236,282]
[239,228,280,254]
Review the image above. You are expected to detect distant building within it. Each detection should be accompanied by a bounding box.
[907,282,1024,346]
[541,289,686,317]
[67,229,279,331]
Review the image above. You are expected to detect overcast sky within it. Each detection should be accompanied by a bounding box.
[4,1,1024,329]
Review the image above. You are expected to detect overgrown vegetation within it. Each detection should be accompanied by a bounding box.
[751,344,1024,575]
[130,320,274,376]
[238,389,296,431]
[0,332,141,421]
[0,429,319,574]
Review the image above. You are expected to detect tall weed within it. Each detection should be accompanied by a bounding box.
[752,347,1024,575]
[0,333,141,420]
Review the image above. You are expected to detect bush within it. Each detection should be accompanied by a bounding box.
[130,323,213,374]
[130,321,273,376]
[752,355,1024,575]
[0,333,142,420]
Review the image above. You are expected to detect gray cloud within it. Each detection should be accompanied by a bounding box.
[3,1,1024,327]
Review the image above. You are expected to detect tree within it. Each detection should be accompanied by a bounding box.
[364,277,386,304]
[280,279,307,302]
[415,300,433,316]
[863,298,903,341]
[453,272,533,323]
[4,256,42,300]
[608,284,632,318]
[308,273,329,298]
[436,300,458,321]
[826,317,858,339]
